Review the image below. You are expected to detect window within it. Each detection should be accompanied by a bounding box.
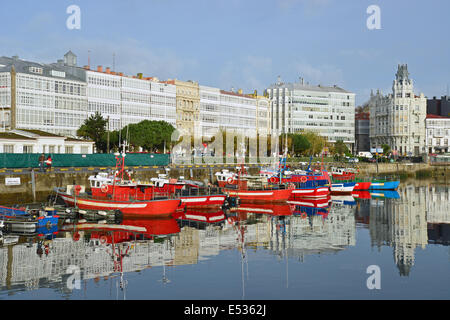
[3,144,14,153]
[65,146,74,154]
[23,145,33,153]
[81,146,90,154]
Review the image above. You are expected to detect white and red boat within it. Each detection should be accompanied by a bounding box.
[331,167,371,190]
[55,152,184,217]
[81,152,227,209]
[221,165,294,203]
[55,186,181,217]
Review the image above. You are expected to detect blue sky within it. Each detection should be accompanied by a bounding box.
[1,0,449,105]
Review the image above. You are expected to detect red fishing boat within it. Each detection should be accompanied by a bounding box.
[222,165,293,203]
[55,152,181,217]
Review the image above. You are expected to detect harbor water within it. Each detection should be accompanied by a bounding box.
[0,180,448,300]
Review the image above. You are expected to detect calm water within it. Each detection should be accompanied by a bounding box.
[0,181,449,300]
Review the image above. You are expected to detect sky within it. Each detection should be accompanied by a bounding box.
[1,0,449,106]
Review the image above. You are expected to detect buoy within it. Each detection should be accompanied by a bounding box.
[227,177,234,184]
[300,176,307,183]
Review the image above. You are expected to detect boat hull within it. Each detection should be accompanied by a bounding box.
[369,181,400,190]
[289,186,330,199]
[330,182,355,194]
[224,188,293,203]
[57,191,180,217]
[179,195,227,209]
[353,181,372,190]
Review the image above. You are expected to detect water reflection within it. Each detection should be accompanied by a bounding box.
[0,182,449,298]
[355,184,450,276]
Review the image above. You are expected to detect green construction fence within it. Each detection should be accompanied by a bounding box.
[0,153,170,169]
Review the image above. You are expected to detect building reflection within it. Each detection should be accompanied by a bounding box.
[359,183,449,276]
[0,185,448,294]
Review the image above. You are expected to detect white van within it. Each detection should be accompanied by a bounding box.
[358,151,373,159]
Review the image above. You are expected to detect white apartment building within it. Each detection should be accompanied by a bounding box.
[425,114,450,154]
[86,68,177,131]
[0,52,178,139]
[0,52,88,137]
[266,78,355,150]
[369,64,427,156]
[199,86,270,138]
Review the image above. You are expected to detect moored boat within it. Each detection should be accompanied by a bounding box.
[55,187,181,217]
[369,180,400,190]
[222,165,294,203]
[329,182,356,194]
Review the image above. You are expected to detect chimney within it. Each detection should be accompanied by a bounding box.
[238,89,243,94]
[83,65,90,70]
[105,67,111,74]
[119,72,123,76]
[97,65,103,72]
[137,73,143,79]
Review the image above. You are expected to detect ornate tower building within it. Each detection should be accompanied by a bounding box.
[369,64,427,156]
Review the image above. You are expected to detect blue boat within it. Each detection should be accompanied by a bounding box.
[368,180,400,190]
[0,206,59,233]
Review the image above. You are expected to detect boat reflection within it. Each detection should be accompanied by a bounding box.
[331,195,356,206]
[289,197,332,219]
[229,203,294,216]
[0,183,448,296]
[351,191,371,199]
[370,190,400,199]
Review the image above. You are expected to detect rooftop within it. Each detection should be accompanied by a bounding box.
[267,81,353,94]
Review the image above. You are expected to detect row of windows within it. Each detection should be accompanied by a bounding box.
[17,75,86,96]
[88,87,120,101]
[88,75,120,88]
[0,73,10,88]
[88,101,120,114]
[0,91,10,106]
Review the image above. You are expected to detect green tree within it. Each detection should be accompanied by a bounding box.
[381,144,391,155]
[77,112,108,152]
[287,133,311,156]
[334,140,349,156]
[303,131,328,156]
[115,120,176,153]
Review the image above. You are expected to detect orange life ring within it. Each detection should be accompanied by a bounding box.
[300,176,307,183]
[227,177,234,184]
[101,184,108,193]
[301,212,307,219]
[270,177,277,183]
